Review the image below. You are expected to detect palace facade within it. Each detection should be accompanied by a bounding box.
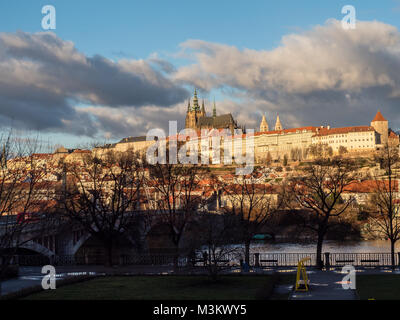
[92,89,399,163]
[254,110,399,162]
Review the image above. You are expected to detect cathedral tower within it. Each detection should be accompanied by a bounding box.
[185,89,205,130]
[184,90,240,131]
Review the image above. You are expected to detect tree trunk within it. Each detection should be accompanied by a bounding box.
[316,234,324,270]
[390,239,396,269]
[104,242,113,267]
[244,241,251,266]
[172,245,179,271]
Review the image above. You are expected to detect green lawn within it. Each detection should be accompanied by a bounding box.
[22,275,279,300]
[357,275,400,300]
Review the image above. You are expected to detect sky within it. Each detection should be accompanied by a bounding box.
[0,0,399,148]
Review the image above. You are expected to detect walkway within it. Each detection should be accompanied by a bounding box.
[289,270,357,300]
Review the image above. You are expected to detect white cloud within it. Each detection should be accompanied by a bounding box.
[173,19,400,130]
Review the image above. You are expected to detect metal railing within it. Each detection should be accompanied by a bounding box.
[13,252,400,267]
[254,252,317,267]
[327,252,397,267]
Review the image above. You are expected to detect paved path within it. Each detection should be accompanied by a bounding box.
[289,270,357,300]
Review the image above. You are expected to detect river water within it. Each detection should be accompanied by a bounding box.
[246,240,399,253]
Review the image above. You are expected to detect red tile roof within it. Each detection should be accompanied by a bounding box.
[256,126,318,136]
[72,149,91,154]
[313,126,374,137]
[389,130,399,139]
[371,110,387,122]
[344,180,398,193]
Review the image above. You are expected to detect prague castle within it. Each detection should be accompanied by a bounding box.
[185,89,240,132]
[92,87,399,163]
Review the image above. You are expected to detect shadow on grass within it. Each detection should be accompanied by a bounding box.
[357,274,400,300]
[20,274,284,300]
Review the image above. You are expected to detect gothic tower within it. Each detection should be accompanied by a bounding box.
[371,109,388,145]
[274,113,283,131]
[260,114,269,132]
[185,89,205,129]
[212,99,217,118]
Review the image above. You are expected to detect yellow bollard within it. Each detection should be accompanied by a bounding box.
[295,257,311,292]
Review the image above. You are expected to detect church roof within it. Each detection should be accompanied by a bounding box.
[197,113,237,128]
[372,110,387,122]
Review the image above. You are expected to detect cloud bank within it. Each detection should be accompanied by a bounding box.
[174,19,400,130]
[1,19,400,142]
[0,31,188,137]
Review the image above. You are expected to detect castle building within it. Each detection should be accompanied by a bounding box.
[312,126,379,153]
[254,110,398,162]
[93,107,399,164]
[185,89,240,133]
[254,126,318,162]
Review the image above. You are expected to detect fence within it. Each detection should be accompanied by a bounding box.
[327,252,398,267]
[254,252,317,267]
[14,252,400,267]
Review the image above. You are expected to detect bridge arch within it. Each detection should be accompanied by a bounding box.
[19,240,55,257]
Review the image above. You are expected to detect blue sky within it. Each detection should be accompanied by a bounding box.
[0,1,400,148]
[1,0,399,59]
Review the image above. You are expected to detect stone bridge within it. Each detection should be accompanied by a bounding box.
[2,208,220,264]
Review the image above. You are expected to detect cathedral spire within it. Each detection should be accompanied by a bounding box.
[193,88,199,110]
[274,113,282,131]
[213,98,217,118]
[201,99,205,113]
[187,99,191,112]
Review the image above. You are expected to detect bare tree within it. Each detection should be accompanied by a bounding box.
[366,144,400,268]
[221,169,284,266]
[195,211,241,280]
[147,160,210,267]
[0,131,52,291]
[308,143,333,159]
[58,149,146,266]
[288,157,356,269]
